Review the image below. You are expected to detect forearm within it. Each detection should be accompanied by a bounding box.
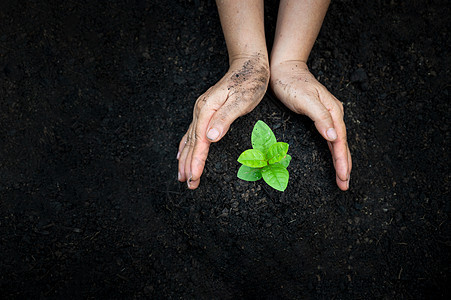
[216,0,268,67]
[270,0,330,65]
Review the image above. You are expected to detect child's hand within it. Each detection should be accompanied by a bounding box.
[270,61,352,190]
[178,55,269,189]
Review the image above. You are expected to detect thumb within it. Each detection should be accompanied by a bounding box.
[206,99,253,142]
[312,107,338,142]
[295,92,338,142]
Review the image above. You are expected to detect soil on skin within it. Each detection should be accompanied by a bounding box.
[0,0,449,298]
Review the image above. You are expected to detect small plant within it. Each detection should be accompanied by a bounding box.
[237,120,291,192]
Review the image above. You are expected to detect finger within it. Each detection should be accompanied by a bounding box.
[189,94,222,182]
[327,141,334,169]
[187,177,200,190]
[190,136,210,182]
[346,147,352,189]
[184,147,193,188]
[326,94,349,181]
[347,147,352,176]
[206,96,256,143]
[291,90,338,142]
[185,142,202,190]
[336,172,348,191]
[177,134,188,160]
[178,125,194,182]
[178,142,189,182]
[183,125,196,185]
[329,140,348,191]
[332,139,349,181]
[328,138,349,191]
[332,139,349,190]
[180,88,228,187]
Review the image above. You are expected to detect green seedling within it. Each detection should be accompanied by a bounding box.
[237,120,291,192]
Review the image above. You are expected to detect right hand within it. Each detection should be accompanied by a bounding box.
[270,61,352,190]
[177,55,270,189]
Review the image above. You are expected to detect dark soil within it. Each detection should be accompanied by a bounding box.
[1,0,449,298]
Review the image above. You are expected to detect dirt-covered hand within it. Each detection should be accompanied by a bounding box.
[178,55,270,189]
[270,61,352,190]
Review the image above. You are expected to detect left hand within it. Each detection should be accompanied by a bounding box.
[177,56,270,189]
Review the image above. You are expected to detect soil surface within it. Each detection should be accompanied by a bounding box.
[1,0,449,298]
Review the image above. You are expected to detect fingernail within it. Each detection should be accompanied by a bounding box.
[327,128,338,140]
[176,151,180,160]
[178,171,181,181]
[207,128,220,140]
[187,176,192,188]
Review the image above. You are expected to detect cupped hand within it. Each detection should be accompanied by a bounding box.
[178,55,270,189]
[270,61,352,190]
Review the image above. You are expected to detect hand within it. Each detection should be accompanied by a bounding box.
[178,55,270,189]
[270,61,352,190]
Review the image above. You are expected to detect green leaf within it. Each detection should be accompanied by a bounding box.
[262,164,289,192]
[237,149,267,168]
[266,142,289,164]
[278,154,292,168]
[237,165,262,181]
[251,120,277,154]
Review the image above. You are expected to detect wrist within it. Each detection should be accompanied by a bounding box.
[270,60,308,74]
[229,51,269,70]
[269,60,310,89]
[229,52,270,85]
[270,57,308,69]
[226,52,270,93]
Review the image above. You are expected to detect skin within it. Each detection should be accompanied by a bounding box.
[178,0,352,191]
[177,0,269,189]
[270,0,351,190]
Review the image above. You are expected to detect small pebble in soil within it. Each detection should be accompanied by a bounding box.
[218,208,229,218]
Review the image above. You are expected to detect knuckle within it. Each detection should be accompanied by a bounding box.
[194,125,206,142]
[193,127,209,144]
[179,134,187,145]
[194,96,208,115]
[193,129,202,142]
[185,135,195,147]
